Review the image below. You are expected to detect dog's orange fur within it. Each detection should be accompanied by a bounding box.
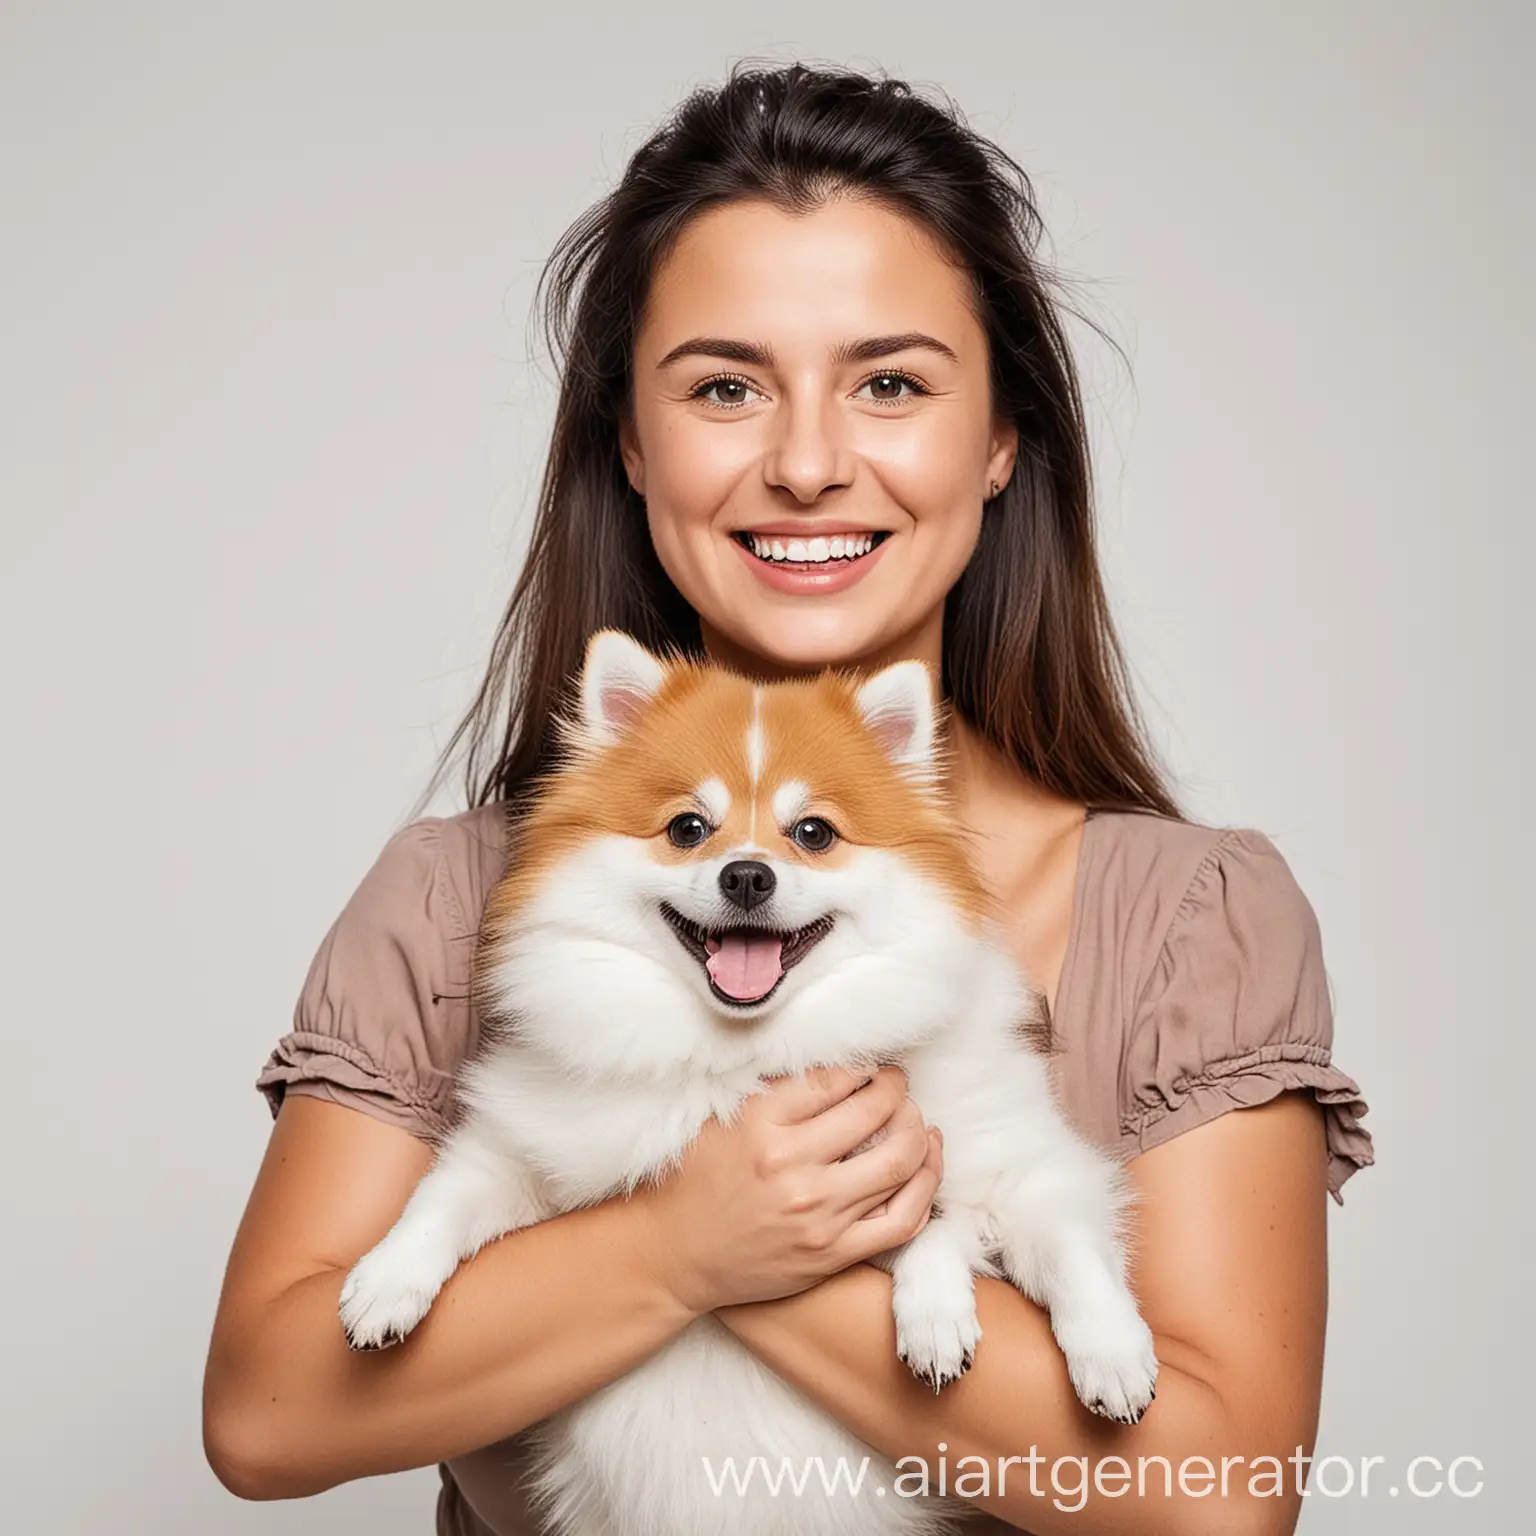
[479,658,996,944]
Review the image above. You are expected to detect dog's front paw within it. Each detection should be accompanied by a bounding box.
[894,1291,983,1393]
[1054,1306,1159,1425]
[338,1241,444,1352]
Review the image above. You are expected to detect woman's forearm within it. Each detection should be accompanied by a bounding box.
[206,1192,698,1500]
[715,1266,1294,1536]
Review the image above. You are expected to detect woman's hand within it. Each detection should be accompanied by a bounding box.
[630,1065,944,1315]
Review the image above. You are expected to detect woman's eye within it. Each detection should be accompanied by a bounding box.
[691,371,927,409]
[691,375,762,409]
[666,813,712,848]
[856,371,927,405]
[790,817,837,853]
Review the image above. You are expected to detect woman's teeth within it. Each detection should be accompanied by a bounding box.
[742,532,880,564]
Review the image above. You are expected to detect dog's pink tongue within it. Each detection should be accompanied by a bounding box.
[706,932,784,1000]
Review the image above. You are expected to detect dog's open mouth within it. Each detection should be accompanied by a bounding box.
[660,904,835,1007]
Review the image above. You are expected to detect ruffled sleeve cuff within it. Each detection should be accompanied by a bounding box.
[255,818,477,1146]
[1119,829,1375,1204]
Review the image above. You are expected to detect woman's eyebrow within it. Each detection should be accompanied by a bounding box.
[654,332,961,370]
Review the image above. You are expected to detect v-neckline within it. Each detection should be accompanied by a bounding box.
[1047,807,1099,1030]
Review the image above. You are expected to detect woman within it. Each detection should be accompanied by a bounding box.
[204,62,1374,1534]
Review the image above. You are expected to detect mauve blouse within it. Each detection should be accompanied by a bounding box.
[255,803,1375,1535]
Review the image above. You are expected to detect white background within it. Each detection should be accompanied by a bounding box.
[1,2,1527,1531]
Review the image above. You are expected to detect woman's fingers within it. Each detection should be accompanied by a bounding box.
[795,1066,910,1163]
[747,1063,941,1270]
[839,1128,944,1261]
[829,1098,932,1216]
[759,1063,885,1126]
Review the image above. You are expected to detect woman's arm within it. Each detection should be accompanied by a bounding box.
[714,1091,1329,1536]
[204,1065,940,1501]
[202,1094,701,1499]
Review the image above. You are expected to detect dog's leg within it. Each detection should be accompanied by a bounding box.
[985,1151,1158,1425]
[874,1206,991,1393]
[339,1128,545,1351]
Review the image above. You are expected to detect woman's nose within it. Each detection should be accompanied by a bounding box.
[762,390,855,504]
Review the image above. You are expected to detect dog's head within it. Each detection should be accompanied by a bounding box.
[475,631,995,1075]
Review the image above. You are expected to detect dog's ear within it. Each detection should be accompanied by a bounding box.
[854,660,937,778]
[579,630,667,745]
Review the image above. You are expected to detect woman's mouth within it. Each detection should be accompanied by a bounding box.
[733,530,891,565]
[729,529,893,594]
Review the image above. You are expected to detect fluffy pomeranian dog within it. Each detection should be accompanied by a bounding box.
[339,630,1157,1535]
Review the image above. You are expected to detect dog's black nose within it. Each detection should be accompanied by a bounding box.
[719,860,776,911]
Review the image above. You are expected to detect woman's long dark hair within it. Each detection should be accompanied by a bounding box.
[411,60,1181,823]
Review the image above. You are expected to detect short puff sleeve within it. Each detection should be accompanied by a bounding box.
[255,819,477,1144]
[1120,829,1374,1203]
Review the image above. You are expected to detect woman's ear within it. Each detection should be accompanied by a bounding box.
[618,413,646,498]
[986,415,1019,499]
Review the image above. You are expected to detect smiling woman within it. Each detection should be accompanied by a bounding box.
[207,60,1373,1536]
[626,201,1010,659]
[628,237,1003,634]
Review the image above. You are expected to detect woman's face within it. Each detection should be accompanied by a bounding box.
[619,196,1017,676]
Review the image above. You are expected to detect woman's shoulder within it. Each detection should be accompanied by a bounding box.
[327,801,513,952]
[434,801,516,926]
[1079,809,1312,970]
[1085,806,1280,900]
[1076,807,1331,1040]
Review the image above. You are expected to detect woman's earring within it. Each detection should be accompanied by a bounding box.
[987,480,1001,501]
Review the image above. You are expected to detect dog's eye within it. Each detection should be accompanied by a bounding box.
[790,817,837,853]
[666,813,712,849]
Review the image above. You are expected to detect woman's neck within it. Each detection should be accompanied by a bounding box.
[944,713,1088,896]
[947,714,1080,820]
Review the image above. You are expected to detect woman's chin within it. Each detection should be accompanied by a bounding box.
[710,615,921,675]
